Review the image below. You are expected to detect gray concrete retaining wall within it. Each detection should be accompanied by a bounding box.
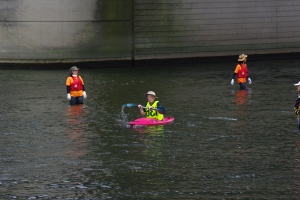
[0,0,299,63]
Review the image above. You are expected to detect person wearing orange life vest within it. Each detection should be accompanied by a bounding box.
[66,66,87,105]
[137,91,165,120]
[230,54,252,90]
[293,81,300,132]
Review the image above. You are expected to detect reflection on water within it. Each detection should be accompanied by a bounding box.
[1,58,300,199]
[65,105,87,158]
[131,126,165,159]
[233,89,250,105]
[131,125,165,135]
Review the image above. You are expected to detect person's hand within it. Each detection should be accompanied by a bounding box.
[231,79,234,85]
[83,91,87,99]
[248,77,252,84]
[67,93,71,100]
[148,106,153,110]
[138,104,142,109]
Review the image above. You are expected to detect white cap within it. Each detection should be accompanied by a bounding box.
[294,81,300,86]
[144,91,156,98]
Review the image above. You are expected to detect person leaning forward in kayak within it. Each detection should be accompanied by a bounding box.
[138,91,164,120]
[66,66,87,105]
[231,54,252,90]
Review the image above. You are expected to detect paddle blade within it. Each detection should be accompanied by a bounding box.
[123,103,138,108]
[156,107,166,114]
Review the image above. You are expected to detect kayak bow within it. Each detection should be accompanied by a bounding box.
[129,117,174,126]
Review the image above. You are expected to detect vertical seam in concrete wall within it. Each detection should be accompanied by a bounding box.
[131,0,135,65]
[276,0,279,39]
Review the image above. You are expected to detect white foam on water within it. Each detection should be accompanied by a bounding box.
[207,117,237,121]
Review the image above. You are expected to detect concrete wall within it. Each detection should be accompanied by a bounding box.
[0,0,133,63]
[135,0,300,60]
[0,0,300,63]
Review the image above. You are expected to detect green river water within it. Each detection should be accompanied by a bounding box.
[1,58,300,199]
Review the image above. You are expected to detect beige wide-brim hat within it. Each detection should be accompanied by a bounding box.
[294,81,300,86]
[69,66,79,71]
[238,54,248,61]
[144,91,157,98]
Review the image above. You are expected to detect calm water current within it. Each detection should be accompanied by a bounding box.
[1,58,300,199]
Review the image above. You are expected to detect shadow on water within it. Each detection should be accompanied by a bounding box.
[1,58,300,199]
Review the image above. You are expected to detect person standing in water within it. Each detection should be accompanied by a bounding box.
[138,91,165,120]
[231,54,252,90]
[66,66,87,105]
[294,81,300,132]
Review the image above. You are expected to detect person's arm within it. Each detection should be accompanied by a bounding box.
[245,64,252,84]
[157,102,163,108]
[231,64,240,85]
[138,104,146,116]
[232,73,237,79]
[231,73,236,85]
[294,98,300,115]
[66,86,70,93]
[79,76,85,91]
[66,77,71,100]
[247,77,252,84]
[79,76,87,98]
[156,102,166,114]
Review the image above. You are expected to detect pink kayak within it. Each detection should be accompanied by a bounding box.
[130,117,175,126]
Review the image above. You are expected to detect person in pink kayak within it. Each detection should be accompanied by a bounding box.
[138,91,165,120]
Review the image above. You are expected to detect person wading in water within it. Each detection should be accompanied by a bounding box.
[231,54,252,90]
[66,66,87,105]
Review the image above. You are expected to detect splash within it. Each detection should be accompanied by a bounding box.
[117,105,130,127]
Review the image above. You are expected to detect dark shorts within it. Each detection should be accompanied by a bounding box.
[69,96,84,105]
[239,82,247,90]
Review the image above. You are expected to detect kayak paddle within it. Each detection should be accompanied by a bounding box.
[123,103,138,108]
[123,103,166,114]
[155,106,166,114]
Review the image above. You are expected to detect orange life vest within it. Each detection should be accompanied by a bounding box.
[70,76,83,91]
[237,64,248,78]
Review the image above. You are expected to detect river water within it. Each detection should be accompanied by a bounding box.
[1,58,300,199]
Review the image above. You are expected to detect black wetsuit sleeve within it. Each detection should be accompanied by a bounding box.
[157,102,162,107]
[157,102,166,114]
[66,86,70,93]
[232,73,237,79]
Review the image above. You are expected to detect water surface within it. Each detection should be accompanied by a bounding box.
[1,58,300,199]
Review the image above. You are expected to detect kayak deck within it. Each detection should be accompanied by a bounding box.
[129,117,174,126]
